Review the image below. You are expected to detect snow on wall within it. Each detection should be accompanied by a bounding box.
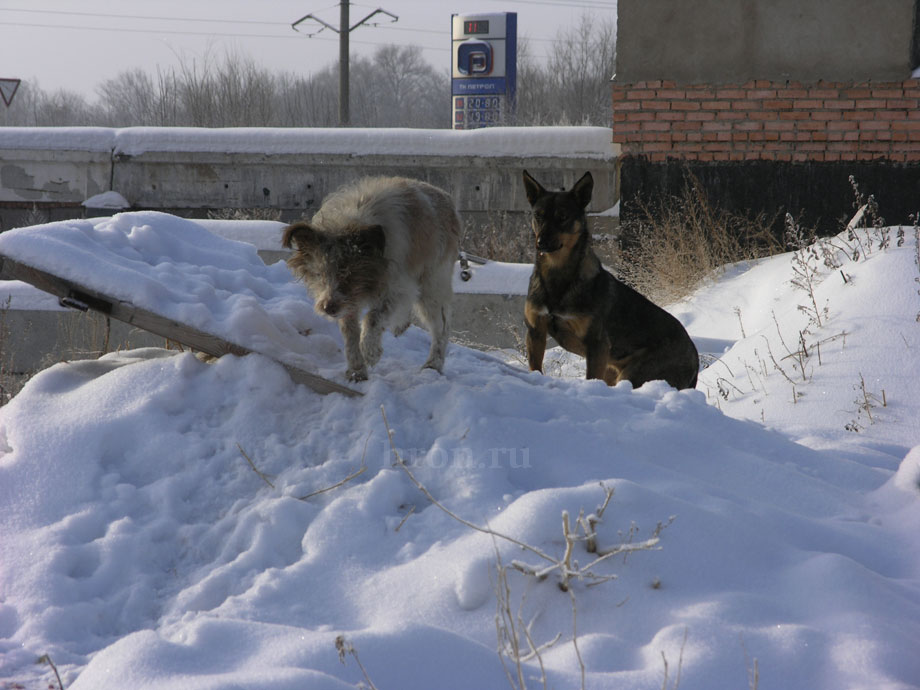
[0,126,616,159]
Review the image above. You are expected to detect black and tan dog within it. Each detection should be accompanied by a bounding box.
[522,170,699,390]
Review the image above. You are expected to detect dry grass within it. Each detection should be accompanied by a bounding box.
[615,174,782,304]
[207,207,282,221]
[461,211,534,264]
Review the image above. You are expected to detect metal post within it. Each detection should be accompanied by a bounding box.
[291,4,396,128]
[339,0,350,126]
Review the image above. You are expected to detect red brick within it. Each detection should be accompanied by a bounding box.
[891,120,920,131]
[686,87,716,99]
[809,88,841,98]
[871,88,903,98]
[641,100,672,110]
[747,89,778,99]
[798,120,827,131]
[701,100,732,110]
[779,110,811,120]
[763,99,794,109]
[854,98,887,109]
[716,110,748,121]
[764,120,796,131]
[671,101,702,111]
[859,120,892,131]
[792,99,824,109]
[731,100,762,110]
[657,89,686,99]
[886,99,918,109]
[876,110,908,120]
[716,88,747,99]
[686,111,716,121]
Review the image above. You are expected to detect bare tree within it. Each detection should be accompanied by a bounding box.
[516,14,616,126]
[2,15,613,129]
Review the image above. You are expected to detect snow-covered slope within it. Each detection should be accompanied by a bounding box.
[0,213,918,690]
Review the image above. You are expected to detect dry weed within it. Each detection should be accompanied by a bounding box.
[616,174,781,304]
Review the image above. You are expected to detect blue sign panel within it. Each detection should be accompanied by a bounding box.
[451,13,517,129]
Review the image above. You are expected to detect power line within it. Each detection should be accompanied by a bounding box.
[0,6,610,64]
[0,7,282,26]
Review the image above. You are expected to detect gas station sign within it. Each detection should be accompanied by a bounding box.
[451,12,517,129]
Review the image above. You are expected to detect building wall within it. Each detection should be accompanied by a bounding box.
[616,0,917,84]
[613,0,920,234]
[612,79,920,163]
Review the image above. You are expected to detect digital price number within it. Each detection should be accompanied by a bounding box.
[454,96,503,129]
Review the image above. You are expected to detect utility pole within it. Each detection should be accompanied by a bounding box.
[292,2,398,126]
[339,1,349,126]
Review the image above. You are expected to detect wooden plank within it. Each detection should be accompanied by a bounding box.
[0,254,361,398]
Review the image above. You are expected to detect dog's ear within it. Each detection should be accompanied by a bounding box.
[522,170,546,207]
[571,172,594,209]
[282,222,320,251]
[354,224,386,256]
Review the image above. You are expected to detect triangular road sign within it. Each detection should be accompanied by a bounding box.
[0,78,21,107]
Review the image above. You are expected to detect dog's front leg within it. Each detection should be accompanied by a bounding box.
[524,302,549,373]
[360,302,389,368]
[339,314,367,381]
[584,340,610,382]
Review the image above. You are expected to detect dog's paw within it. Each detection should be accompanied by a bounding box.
[346,367,369,382]
[421,358,444,374]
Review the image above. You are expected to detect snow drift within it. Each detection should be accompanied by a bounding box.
[0,212,919,690]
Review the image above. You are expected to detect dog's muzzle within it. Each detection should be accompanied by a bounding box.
[316,298,341,317]
[536,238,562,254]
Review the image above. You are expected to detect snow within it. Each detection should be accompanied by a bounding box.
[82,191,130,209]
[1,211,919,690]
[0,126,616,159]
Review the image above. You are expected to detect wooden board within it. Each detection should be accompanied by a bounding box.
[0,254,362,398]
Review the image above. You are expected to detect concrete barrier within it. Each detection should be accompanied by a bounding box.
[0,126,619,230]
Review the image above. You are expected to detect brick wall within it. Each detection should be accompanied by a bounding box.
[612,79,920,163]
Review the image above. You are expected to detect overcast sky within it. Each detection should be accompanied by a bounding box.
[0,0,617,100]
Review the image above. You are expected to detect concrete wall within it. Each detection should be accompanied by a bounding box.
[0,127,619,232]
[616,0,917,84]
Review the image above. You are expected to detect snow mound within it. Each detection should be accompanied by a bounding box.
[1,214,919,690]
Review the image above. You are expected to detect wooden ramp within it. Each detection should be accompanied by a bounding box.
[0,254,362,398]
